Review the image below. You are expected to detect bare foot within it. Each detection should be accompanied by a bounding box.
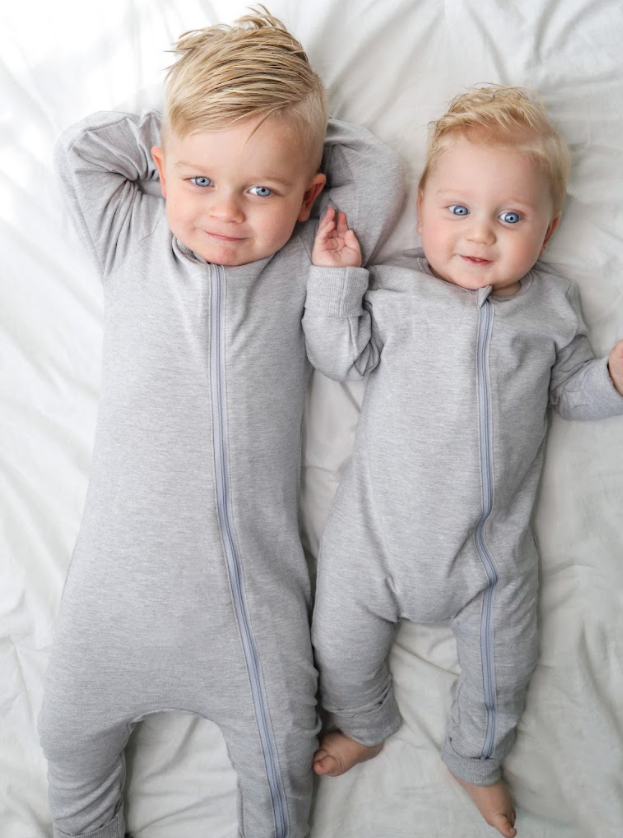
[453,775,517,838]
[313,731,383,777]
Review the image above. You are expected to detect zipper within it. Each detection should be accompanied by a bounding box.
[210,264,290,837]
[475,298,499,760]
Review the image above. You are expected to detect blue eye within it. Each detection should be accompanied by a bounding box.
[249,186,273,197]
[449,204,469,216]
[190,176,212,187]
[500,211,521,224]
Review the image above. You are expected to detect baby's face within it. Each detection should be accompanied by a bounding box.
[417,138,559,296]
[152,115,325,266]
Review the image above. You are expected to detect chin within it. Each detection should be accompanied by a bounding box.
[208,252,244,266]
[194,244,248,267]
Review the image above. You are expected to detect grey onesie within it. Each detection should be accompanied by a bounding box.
[38,111,403,838]
[302,249,623,786]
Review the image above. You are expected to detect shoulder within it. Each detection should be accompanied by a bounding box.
[529,260,575,297]
[527,261,587,340]
[368,248,430,288]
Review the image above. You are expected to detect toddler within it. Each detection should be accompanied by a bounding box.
[38,9,403,838]
[303,86,623,837]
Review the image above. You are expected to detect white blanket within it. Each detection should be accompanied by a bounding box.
[2,1,622,836]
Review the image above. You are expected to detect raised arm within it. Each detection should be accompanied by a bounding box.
[549,284,623,419]
[314,119,405,266]
[54,110,164,279]
[303,208,381,381]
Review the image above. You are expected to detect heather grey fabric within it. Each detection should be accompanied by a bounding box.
[38,111,404,838]
[303,250,623,786]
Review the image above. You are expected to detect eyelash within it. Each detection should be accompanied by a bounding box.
[447,205,523,224]
[188,178,274,198]
[249,186,273,198]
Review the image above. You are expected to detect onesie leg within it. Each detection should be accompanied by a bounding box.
[312,522,402,746]
[38,641,153,838]
[208,603,319,838]
[217,710,315,838]
[441,563,538,786]
[39,691,129,838]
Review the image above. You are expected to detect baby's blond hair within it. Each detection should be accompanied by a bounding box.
[163,6,328,171]
[419,85,570,216]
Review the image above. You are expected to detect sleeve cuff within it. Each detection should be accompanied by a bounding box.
[564,357,623,419]
[305,265,370,317]
[599,357,623,414]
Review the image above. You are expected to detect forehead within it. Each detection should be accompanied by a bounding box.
[427,137,550,199]
[168,114,311,178]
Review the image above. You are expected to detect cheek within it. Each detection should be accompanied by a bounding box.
[259,205,299,243]
[421,219,452,253]
[165,193,196,229]
[508,233,542,266]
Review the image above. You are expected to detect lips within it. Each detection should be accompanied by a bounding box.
[461,255,492,265]
[205,231,245,242]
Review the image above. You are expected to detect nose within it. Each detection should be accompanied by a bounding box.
[466,216,496,245]
[209,192,244,223]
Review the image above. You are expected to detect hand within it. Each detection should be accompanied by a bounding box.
[311,207,362,268]
[608,340,623,396]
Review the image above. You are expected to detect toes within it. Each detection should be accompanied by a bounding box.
[488,813,517,838]
[313,754,341,776]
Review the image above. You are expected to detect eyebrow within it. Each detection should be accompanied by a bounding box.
[175,161,294,187]
[434,189,538,209]
[504,198,539,209]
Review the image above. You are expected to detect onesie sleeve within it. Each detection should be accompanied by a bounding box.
[315,119,405,266]
[549,283,623,419]
[54,110,164,279]
[302,265,381,381]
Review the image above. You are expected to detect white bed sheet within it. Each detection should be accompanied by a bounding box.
[2,1,622,836]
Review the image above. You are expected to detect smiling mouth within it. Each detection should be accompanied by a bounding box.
[461,255,492,265]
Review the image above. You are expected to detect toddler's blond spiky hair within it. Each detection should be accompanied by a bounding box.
[419,85,570,216]
[163,6,328,170]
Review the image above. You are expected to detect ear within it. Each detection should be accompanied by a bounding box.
[416,190,424,234]
[297,173,326,222]
[151,146,167,199]
[540,215,560,253]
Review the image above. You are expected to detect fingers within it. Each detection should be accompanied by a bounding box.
[317,207,336,240]
[344,229,362,255]
[318,208,352,239]
[321,206,336,224]
[336,211,348,236]
[312,206,362,267]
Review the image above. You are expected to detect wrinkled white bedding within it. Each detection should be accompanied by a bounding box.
[2,1,622,836]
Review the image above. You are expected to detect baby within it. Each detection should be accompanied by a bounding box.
[303,86,623,837]
[38,9,403,838]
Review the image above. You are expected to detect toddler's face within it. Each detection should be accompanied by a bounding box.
[417,138,559,296]
[152,115,325,266]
